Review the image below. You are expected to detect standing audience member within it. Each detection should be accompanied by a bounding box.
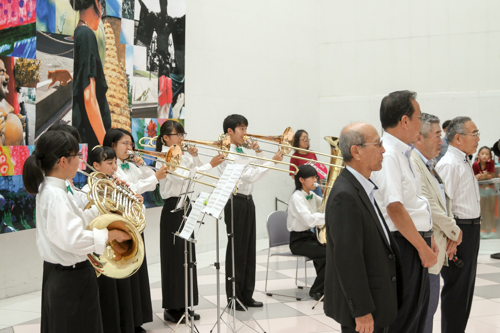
[436,116,481,333]
[473,146,497,238]
[436,120,451,162]
[287,165,326,301]
[371,90,436,333]
[324,122,402,333]
[410,113,463,333]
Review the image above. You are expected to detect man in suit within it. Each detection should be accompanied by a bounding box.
[410,113,462,333]
[325,122,402,333]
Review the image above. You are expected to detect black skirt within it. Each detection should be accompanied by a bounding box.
[41,261,103,333]
[160,197,198,309]
[97,233,153,332]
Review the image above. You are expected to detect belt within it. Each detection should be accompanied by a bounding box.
[234,193,252,200]
[55,261,89,271]
[455,217,481,225]
[391,230,433,238]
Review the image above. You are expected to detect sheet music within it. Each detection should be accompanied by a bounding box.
[202,160,249,218]
[174,168,197,211]
[179,192,211,240]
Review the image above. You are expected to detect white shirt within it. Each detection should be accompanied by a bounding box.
[217,144,275,195]
[287,190,324,232]
[435,145,480,219]
[371,132,432,232]
[415,149,447,214]
[156,146,213,199]
[36,177,107,266]
[347,166,391,243]
[66,179,89,210]
[116,159,158,194]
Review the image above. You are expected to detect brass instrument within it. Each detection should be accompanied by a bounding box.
[315,136,344,244]
[128,146,218,188]
[246,128,344,170]
[78,170,145,279]
[139,134,300,174]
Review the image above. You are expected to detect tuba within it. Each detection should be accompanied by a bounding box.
[315,137,344,244]
[82,171,145,278]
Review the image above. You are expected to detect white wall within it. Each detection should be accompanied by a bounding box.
[318,0,500,154]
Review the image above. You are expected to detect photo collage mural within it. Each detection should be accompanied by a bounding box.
[0,0,186,233]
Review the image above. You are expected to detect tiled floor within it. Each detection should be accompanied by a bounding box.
[2,239,500,332]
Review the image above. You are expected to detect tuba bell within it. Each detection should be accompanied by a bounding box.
[315,136,344,245]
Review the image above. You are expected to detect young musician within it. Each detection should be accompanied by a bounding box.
[287,165,326,300]
[104,128,169,332]
[473,146,497,237]
[218,114,283,310]
[22,131,130,333]
[155,120,224,322]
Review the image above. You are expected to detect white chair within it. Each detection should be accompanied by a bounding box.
[265,211,311,300]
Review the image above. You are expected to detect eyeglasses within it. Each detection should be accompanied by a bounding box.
[299,138,310,142]
[68,152,83,158]
[354,139,384,148]
[118,141,134,147]
[460,132,480,138]
[166,133,186,139]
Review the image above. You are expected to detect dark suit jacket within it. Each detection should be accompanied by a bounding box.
[324,168,403,328]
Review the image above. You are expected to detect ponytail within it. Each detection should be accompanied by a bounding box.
[156,120,185,152]
[22,131,79,194]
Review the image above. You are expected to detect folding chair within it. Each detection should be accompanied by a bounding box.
[265,211,311,300]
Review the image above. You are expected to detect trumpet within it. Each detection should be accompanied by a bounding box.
[245,127,344,170]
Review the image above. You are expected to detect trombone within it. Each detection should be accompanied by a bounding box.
[127,146,218,188]
[245,127,344,170]
[139,134,300,175]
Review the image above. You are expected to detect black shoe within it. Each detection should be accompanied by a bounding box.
[244,299,263,308]
[134,327,146,333]
[188,309,201,320]
[309,293,323,301]
[164,309,182,323]
[234,302,247,311]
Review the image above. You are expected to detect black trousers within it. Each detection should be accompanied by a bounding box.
[342,325,389,333]
[224,196,256,304]
[160,197,198,309]
[388,236,430,333]
[41,261,103,333]
[441,222,480,333]
[289,230,326,295]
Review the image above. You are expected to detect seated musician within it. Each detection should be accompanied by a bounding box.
[287,164,326,301]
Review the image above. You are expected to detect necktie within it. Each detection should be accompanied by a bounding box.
[121,162,130,170]
[235,147,244,154]
[305,194,313,200]
[66,185,73,195]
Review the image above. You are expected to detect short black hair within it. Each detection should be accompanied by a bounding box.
[103,128,134,149]
[223,114,248,134]
[69,0,100,17]
[88,146,116,167]
[48,123,81,143]
[380,90,417,130]
[294,165,318,192]
[442,120,451,131]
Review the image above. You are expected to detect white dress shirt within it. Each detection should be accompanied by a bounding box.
[435,145,480,219]
[116,158,158,194]
[414,149,447,214]
[217,144,275,196]
[347,166,390,243]
[287,190,324,232]
[36,177,107,266]
[156,145,213,199]
[371,132,432,232]
[66,180,89,210]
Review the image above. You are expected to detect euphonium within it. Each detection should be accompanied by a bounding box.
[315,136,344,245]
[81,171,145,278]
